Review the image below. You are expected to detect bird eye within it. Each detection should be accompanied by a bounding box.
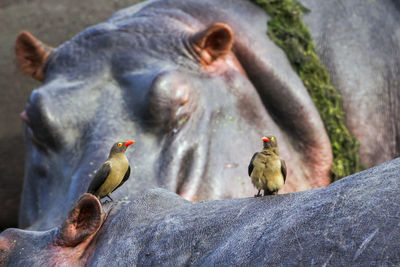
[118,142,122,147]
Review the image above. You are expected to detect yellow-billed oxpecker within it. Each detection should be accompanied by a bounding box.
[248,136,287,197]
[87,140,134,201]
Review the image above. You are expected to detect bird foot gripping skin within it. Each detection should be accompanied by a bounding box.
[101,195,114,205]
[254,189,277,197]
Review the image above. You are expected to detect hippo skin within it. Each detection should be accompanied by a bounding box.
[297,0,400,168]
[1,158,399,266]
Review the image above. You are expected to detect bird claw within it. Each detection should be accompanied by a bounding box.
[101,195,114,204]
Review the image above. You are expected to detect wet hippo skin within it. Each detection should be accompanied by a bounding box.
[1,158,399,266]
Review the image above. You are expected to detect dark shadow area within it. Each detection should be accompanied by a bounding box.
[0,136,25,231]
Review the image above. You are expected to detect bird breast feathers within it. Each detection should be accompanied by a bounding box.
[254,153,281,171]
[108,155,129,180]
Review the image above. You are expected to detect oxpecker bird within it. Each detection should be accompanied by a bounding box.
[248,136,287,197]
[87,140,134,201]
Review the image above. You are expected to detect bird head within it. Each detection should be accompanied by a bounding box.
[262,136,278,149]
[110,140,135,154]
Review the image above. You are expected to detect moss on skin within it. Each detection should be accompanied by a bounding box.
[250,0,363,181]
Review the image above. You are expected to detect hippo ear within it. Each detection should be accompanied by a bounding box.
[55,194,102,247]
[190,23,234,64]
[15,31,53,81]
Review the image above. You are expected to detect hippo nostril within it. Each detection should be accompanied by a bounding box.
[176,147,196,195]
[20,109,29,123]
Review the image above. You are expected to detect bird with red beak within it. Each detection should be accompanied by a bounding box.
[248,136,287,197]
[87,140,134,201]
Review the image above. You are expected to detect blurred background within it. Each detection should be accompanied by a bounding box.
[0,0,141,230]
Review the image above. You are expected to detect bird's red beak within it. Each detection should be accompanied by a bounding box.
[124,140,135,146]
[262,137,269,142]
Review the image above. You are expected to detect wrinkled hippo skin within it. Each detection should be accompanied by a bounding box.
[16,0,334,230]
[2,158,399,266]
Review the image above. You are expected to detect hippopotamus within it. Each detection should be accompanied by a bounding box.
[14,0,335,230]
[2,0,400,264]
[1,158,399,266]
[10,0,400,232]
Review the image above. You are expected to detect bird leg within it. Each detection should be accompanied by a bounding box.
[106,194,113,202]
[254,190,262,197]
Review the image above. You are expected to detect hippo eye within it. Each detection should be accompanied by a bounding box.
[118,142,122,147]
[23,91,61,151]
[146,71,195,132]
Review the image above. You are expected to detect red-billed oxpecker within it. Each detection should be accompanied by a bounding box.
[248,136,287,197]
[87,140,134,201]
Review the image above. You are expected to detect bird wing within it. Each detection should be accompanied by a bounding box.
[87,162,111,194]
[280,159,287,182]
[113,165,131,193]
[248,152,259,176]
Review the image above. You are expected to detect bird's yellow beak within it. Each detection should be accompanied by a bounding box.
[124,140,135,146]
